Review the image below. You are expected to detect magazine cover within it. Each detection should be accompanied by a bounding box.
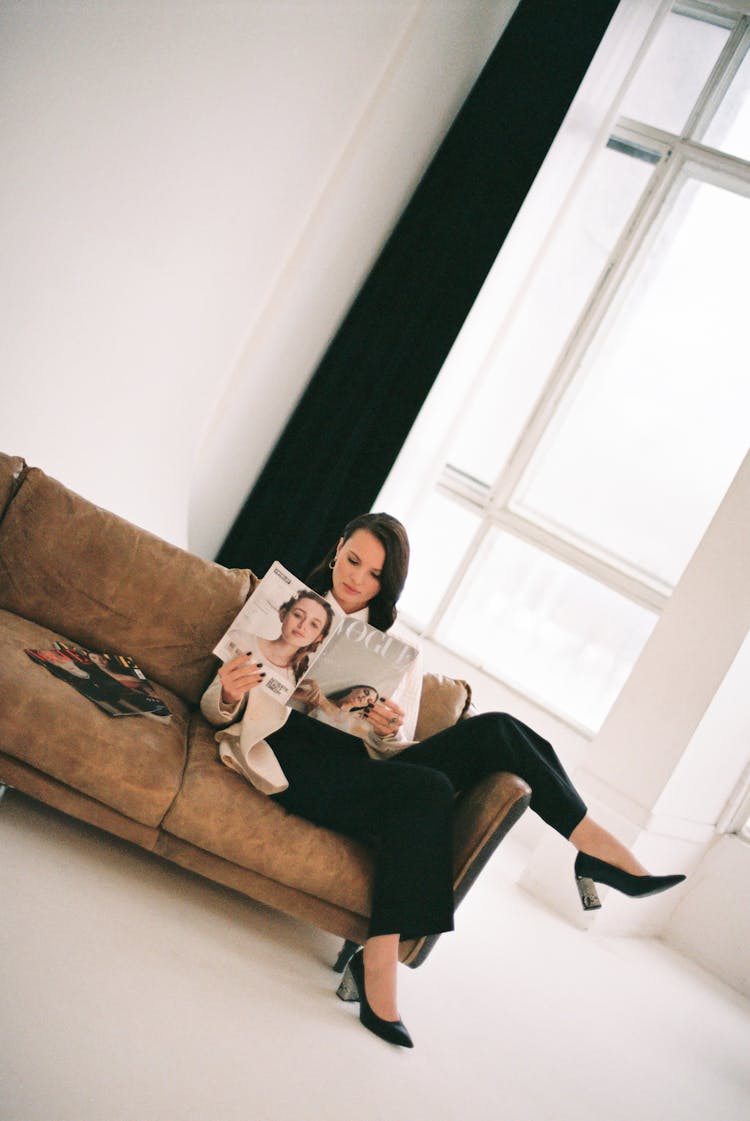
[24,642,171,719]
[288,614,418,742]
[212,562,341,704]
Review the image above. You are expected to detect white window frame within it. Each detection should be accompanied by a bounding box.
[717,762,750,840]
[402,0,750,663]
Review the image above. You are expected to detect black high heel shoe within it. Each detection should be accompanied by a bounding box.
[336,948,414,1048]
[574,852,686,912]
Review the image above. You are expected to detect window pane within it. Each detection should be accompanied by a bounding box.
[514,176,750,588]
[444,144,654,487]
[398,492,480,628]
[436,529,657,731]
[619,9,730,134]
[702,42,750,160]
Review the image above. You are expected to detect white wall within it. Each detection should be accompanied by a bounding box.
[663,835,750,997]
[0,0,517,552]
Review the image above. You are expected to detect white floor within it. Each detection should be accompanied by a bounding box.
[2,789,749,1121]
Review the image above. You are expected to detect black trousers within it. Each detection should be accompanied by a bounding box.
[268,710,587,940]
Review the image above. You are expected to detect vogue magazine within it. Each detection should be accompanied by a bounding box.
[213,562,418,734]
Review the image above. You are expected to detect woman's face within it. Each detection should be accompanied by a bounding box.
[331,529,385,615]
[339,686,378,710]
[280,597,330,649]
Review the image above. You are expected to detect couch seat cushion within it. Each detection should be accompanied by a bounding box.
[162,716,374,916]
[0,610,190,827]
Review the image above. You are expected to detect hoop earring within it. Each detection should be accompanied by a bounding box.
[329,558,336,570]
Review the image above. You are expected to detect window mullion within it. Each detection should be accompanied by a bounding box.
[495,508,669,612]
[676,137,750,187]
[717,760,750,834]
[428,482,669,630]
[682,16,750,140]
[486,144,684,520]
[416,513,492,640]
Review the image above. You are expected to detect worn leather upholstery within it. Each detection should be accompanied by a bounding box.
[0,609,189,826]
[0,452,531,967]
[0,461,253,704]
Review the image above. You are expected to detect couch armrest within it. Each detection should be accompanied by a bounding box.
[415,673,473,741]
[451,771,531,903]
[399,771,531,967]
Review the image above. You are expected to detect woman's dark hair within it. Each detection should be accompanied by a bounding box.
[278,589,336,682]
[307,512,410,632]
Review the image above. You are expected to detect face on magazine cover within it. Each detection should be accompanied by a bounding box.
[335,685,378,712]
[278,594,332,652]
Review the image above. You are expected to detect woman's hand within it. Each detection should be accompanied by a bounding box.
[218,653,265,706]
[366,697,405,738]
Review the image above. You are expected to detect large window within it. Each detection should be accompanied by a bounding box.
[378,0,750,733]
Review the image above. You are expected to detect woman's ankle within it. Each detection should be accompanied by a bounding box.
[363,935,400,1021]
[569,817,648,876]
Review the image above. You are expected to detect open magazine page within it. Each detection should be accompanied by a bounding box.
[212,562,340,704]
[24,642,171,719]
[289,615,418,743]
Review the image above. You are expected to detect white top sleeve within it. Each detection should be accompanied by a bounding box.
[200,673,248,726]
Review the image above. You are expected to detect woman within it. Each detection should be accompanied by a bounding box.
[255,589,335,688]
[325,684,380,712]
[201,513,685,1048]
[224,589,335,694]
[294,682,380,744]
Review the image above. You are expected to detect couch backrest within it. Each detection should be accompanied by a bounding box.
[0,457,255,704]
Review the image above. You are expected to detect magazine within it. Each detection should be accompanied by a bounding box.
[213,561,418,738]
[287,613,418,743]
[212,562,340,703]
[24,642,171,719]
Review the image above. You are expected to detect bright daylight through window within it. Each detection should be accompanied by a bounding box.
[378,0,750,733]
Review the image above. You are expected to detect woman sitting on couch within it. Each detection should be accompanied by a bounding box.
[201,512,685,1049]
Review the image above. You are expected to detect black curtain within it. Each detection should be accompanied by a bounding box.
[217,0,618,577]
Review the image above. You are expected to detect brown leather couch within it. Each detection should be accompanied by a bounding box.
[0,453,530,966]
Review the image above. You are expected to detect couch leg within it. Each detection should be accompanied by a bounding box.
[333,939,360,973]
[0,784,9,805]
